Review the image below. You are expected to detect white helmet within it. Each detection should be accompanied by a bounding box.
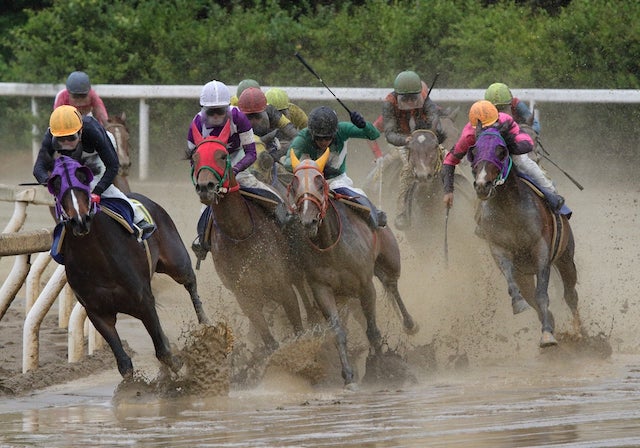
[199,80,231,107]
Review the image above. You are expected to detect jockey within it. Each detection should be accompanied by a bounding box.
[54,71,109,126]
[382,70,453,230]
[54,71,126,173]
[441,100,564,212]
[485,82,540,135]
[33,105,155,238]
[284,105,387,228]
[229,78,260,106]
[188,80,284,260]
[265,87,309,130]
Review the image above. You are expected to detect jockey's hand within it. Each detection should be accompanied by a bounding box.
[90,193,101,204]
[350,111,367,129]
[443,192,454,209]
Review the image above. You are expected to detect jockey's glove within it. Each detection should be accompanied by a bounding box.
[441,163,455,194]
[350,111,367,129]
[90,193,101,204]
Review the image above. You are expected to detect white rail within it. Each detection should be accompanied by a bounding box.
[2,83,639,180]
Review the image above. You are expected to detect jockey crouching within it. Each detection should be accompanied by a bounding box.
[442,100,565,216]
[33,105,155,238]
[187,80,286,261]
[284,106,387,229]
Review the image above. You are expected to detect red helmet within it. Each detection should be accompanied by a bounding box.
[237,87,267,114]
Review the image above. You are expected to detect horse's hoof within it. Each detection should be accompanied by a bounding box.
[405,321,420,335]
[539,331,558,347]
[344,382,359,392]
[512,298,530,315]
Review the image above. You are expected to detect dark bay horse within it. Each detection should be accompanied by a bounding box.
[47,156,209,377]
[105,112,132,193]
[469,128,583,347]
[190,137,308,352]
[287,149,418,387]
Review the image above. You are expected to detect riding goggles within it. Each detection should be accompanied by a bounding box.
[204,107,227,116]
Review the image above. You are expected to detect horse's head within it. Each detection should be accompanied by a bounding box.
[47,155,97,236]
[468,127,512,200]
[287,148,331,238]
[406,129,445,181]
[106,113,131,170]
[191,138,239,205]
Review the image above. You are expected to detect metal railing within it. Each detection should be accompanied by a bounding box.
[2,83,639,179]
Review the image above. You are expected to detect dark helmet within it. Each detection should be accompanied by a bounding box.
[308,106,338,138]
[66,71,91,95]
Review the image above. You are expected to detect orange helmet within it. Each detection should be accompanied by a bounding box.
[237,87,267,114]
[468,100,499,127]
[49,105,83,136]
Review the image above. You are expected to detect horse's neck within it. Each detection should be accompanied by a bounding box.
[210,191,254,237]
[314,199,340,248]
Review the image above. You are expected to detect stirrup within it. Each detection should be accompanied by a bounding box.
[377,210,387,227]
[136,220,156,239]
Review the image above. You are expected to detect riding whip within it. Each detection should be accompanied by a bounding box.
[444,206,450,267]
[537,140,584,191]
[294,52,352,115]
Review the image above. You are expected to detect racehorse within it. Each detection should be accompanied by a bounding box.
[468,127,583,347]
[190,136,309,352]
[105,112,132,193]
[287,149,418,387]
[47,155,209,377]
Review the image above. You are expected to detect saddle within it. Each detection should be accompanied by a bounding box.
[51,198,154,265]
[518,177,568,262]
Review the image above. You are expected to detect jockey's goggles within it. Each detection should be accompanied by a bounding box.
[312,134,334,142]
[205,107,227,116]
[397,93,425,110]
[56,133,80,142]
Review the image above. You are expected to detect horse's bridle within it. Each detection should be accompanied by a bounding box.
[408,129,445,174]
[287,164,329,223]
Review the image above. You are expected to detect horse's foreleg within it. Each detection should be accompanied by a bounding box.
[86,312,133,377]
[313,284,354,386]
[184,279,210,325]
[534,264,557,347]
[490,248,530,314]
[236,295,279,352]
[281,286,305,335]
[139,300,183,374]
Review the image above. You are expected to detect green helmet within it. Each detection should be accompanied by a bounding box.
[393,71,422,94]
[236,79,260,98]
[485,83,513,106]
[265,88,289,110]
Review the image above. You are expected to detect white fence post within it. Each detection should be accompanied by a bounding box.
[22,264,66,373]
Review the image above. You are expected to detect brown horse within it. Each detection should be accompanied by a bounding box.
[47,155,209,377]
[190,137,308,352]
[287,149,418,387]
[105,112,132,193]
[469,127,583,347]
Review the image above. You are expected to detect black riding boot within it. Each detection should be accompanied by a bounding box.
[546,192,565,213]
[192,207,211,264]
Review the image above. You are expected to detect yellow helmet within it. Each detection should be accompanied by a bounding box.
[49,105,83,136]
[265,88,289,110]
[468,100,499,127]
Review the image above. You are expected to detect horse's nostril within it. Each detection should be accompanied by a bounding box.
[207,182,215,191]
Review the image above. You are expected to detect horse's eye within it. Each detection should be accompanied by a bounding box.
[50,177,62,194]
[75,170,88,185]
[495,145,508,160]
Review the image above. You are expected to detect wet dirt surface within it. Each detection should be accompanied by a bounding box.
[2,137,640,447]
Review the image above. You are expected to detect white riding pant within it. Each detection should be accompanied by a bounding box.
[512,154,556,193]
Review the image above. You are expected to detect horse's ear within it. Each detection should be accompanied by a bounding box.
[316,148,331,172]
[474,120,483,136]
[290,148,300,170]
